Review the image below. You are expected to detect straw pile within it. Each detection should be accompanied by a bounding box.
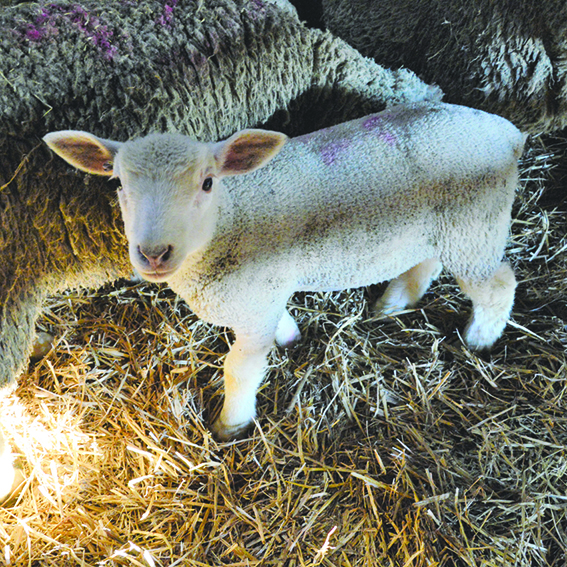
[1,134,566,566]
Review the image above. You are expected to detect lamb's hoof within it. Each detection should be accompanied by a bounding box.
[211,417,253,442]
[463,321,500,352]
[276,330,301,349]
[374,297,406,318]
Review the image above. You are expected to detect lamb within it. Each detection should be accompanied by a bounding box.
[319,0,567,134]
[0,0,440,394]
[45,101,525,440]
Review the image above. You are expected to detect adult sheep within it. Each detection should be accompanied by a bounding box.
[0,0,439,431]
[319,0,567,134]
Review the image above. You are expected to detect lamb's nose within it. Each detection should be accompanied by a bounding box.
[138,244,174,270]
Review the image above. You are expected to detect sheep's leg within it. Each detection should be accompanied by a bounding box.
[456,262,516,350]
[211,331,276,441]
[0,285,46,502]
[375,258,442,316]
[275,310,301,347]
[0,286,47,388]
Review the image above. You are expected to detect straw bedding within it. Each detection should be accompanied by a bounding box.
[1,137,567,565]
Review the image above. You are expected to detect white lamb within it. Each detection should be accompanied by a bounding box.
[44,102,525,440]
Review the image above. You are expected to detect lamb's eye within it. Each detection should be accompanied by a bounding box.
[202,177,213,192]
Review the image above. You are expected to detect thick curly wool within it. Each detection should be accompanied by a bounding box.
[321,0,567,134]
[0,0,439,387]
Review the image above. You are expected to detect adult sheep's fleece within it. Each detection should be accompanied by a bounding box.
[321,0,567,134]
[0,0,440,390]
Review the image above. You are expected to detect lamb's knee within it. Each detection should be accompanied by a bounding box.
[458,262,516,351]
[375,258,442,316]
[275,310,301,347]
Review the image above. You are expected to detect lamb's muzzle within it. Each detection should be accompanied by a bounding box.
[137,244,175,275]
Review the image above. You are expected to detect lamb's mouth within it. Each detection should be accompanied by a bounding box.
[137,268,177,282]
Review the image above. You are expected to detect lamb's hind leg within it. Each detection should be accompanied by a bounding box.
[375,258,443,316]
[457,262,516,351]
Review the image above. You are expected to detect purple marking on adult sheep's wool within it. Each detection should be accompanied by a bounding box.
[156,0,178,28]
[17,3,120,60]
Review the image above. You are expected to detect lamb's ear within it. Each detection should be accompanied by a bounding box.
[214,129,287,176]
[43,131,122,176]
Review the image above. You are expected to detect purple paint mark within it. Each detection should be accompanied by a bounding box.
[18,4,119,61]
[25,27,45,42]
[363,115,397,146]
[156,0,178,28]
[320,139,351,166]
[363,116,382,130]
[377,131,397,146]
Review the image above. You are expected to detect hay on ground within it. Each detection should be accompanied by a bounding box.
[1,134,567,566]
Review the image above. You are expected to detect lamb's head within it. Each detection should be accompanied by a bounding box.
[44,129,287,282]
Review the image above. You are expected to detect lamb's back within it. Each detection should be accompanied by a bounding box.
[223,104,522,275]
[179,103,523,326]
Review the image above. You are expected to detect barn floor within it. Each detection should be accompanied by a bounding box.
[1,135,566,566]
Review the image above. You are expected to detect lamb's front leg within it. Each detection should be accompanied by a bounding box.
[211,330,276,441]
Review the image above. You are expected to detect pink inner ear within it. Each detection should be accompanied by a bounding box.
[222,132,284,174]
[223,150,259,173]
[68,142,110,166]
[57,137,114,174]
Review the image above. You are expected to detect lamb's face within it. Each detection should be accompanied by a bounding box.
[114,134,219,282]
[44,127,286,283]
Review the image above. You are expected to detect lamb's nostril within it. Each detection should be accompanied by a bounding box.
[161,245,173,262]
[137,245,150,266]
[137,244,174,269]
